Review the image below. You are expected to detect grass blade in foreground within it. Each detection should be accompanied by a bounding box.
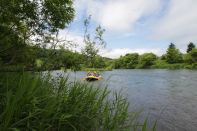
[0,73,156,131]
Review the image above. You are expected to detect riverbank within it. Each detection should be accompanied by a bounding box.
[150,60,197,69]
[115,61,197,69]
[1,64,197,73]
[0,65,113,72]
[81,67,113,71]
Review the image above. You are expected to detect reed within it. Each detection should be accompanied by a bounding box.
[0,73,156,131]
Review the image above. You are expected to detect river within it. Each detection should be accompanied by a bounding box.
[51,69,197,131]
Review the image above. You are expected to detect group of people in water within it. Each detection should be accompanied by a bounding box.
[87,71,100,77]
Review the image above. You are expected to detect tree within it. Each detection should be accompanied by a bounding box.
[0,0,75,64]
[139,53,157,68]
[166,43,183,64]
[81,16,106,67]
[190,48,197,62]
[184,48,197,64]
[0,0,74,40]
[114,56,124,69]
[161,54,166,60]
[94,56,106,68]
[123,53,139,68]
[187,42,196,53]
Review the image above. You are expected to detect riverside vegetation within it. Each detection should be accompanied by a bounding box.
[1,43,197,71]
[1,72,151,131]
[114,43,197,69]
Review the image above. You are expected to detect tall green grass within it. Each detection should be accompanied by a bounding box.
[0,73,156,131]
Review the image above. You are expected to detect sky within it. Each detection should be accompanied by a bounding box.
[59,0,197,58]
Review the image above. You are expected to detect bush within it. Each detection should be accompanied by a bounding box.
[0,65,26,72]
[192,63,197,69]
[168,64,185,69]
[151,60,169,69]
[184,64,193,69]
[139,53,157,68]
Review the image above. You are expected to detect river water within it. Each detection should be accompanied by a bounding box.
[51,69,197,131]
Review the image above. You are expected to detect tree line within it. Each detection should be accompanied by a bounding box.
[114,42,197,69]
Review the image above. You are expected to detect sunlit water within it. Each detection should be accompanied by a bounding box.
[50,69,197,131]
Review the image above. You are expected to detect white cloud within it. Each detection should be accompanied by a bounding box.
[58,30,85,52]
[153,0,197,44]
[75,0,197,44]
[100,48,163,59]
[57,30,164,58]
[75,0,162,32]
[58,30,164,58]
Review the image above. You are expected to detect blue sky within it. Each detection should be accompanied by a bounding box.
[60,0,197,58]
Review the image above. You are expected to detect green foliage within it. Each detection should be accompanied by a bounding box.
[0,58,2,65]
[0,73,153,131]
[160,54,166,60]
[0,0,74,37]
[184,48,197,64]
[190,48,197,63]
[184,53,193,64]
[124,53,139,69]
[37,48,84,71]
[151,62,185,69]
[94,56,106,68]
[82,41,99,67]
[82,16,106,68]
[184,63,197,69]
[114,56,124,69]
[104,58,114,69]
[0,65,26,72]
[191,63,197,69]
[187,42,196,53]
[151,59,169,69]
[139,53,157,68]
[35,59,43,68]
[166,43,183,64]
[113,43,197,69]
[114,53,139,69]
[0,0,75,66]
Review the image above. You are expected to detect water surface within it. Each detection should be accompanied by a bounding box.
[51,69,197,131]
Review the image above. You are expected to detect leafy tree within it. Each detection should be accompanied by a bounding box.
[0,0,75,65]
[37,48,84,70]
[94,56,106,68]
[166,43,183,64]
[114,56,126,69]
[114,53,139,69]
[189,48,197,63]
[105,58,114,69]
[184,48,197,64]
[139,53,157,68]
[161,54,166,60]
[123,53,139,68]
[184,53,193,64]
[0,0,74,40]
[187,42,196,53]
[81,16,106,67]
